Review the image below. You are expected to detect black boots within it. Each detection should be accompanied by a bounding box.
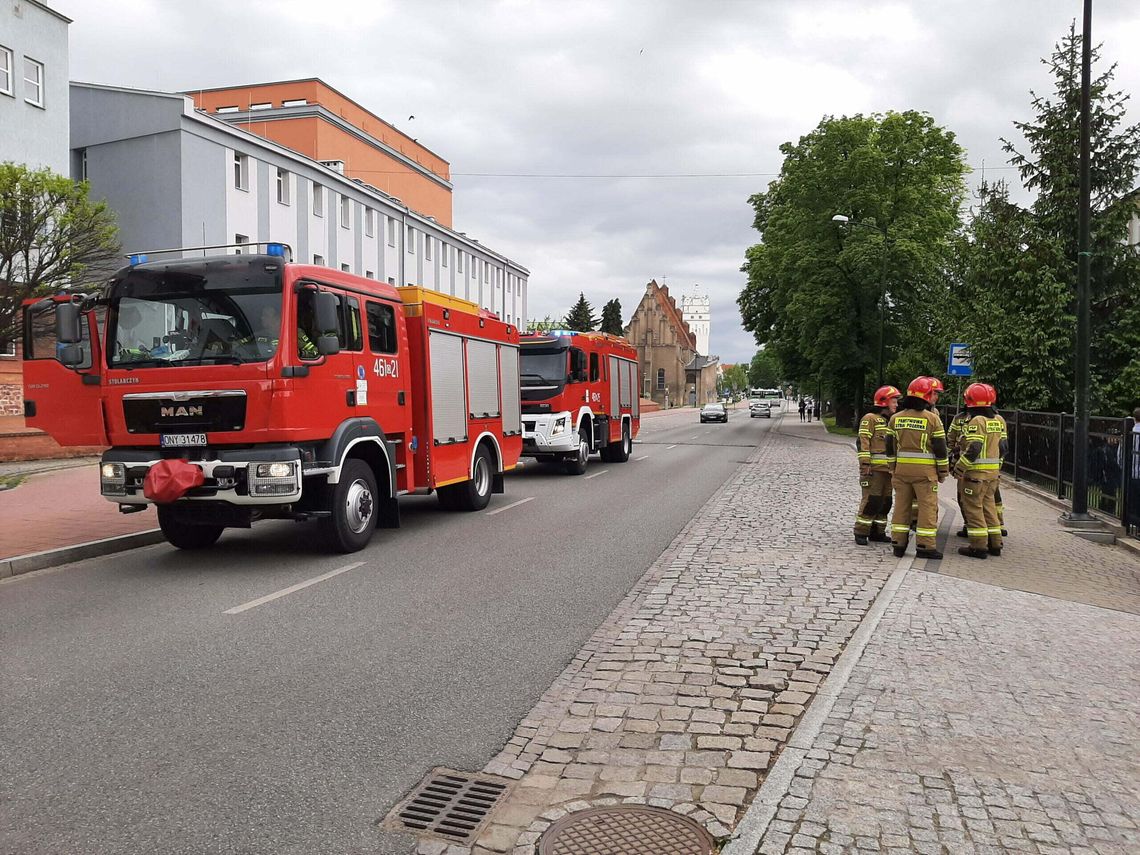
[892,545,906,558]
[956,527,968,538]
[988,546,1002,557]
[855,535,869,546]
[915,547,944,560]
[870,532,893,543]
[958,546,988,560]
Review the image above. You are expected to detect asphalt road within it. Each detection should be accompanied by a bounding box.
[0,404,779,855]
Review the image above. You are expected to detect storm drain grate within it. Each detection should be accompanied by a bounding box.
[383,768,511,845]
[538,805,715,855]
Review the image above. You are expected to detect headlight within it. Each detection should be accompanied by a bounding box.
[551,417,567,436]
[100,463,126,495]
[249,461,298,497]
[255,462,295,478]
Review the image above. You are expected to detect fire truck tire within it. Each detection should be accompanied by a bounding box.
[320,459,379,553]
[157,506,224,550]
[604,422,632,463]
[563,429,591,476]
[450,445,494,511]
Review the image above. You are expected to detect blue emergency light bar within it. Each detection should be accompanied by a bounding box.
[128,254,148,266]
[266,243,287,257]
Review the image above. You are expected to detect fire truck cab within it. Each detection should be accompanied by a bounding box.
[21,243,523,553]
[519,330,640,474]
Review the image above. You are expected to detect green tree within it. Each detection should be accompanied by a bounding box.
[738,112,967,423]
[1000,24,1140,413]
[748,349,781,389]
[599,298,623,335]
[721,362,749,394]
[529,315,559,333]
[0,163,120,352]
[563,292,598,331]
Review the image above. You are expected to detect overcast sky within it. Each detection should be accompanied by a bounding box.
[51,0,1140,364]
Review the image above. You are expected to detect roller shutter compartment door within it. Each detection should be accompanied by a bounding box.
[429,330,468,444]
[609,356,620,414]
[499,344,522,435]
[631,361,640,417]
[619,359,631,408]
[467,339,501,419]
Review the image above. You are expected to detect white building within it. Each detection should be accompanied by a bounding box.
[68,83,529,326]
[680,288,711,357]
[0,0,70,175]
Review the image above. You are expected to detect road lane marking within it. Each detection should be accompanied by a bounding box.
[487,496,535,516]
[666,444,678,449]
[634,455,649,461]
[583,469,609,480]
[223,561,366,614]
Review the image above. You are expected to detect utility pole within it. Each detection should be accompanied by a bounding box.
[1066,0,1094,522]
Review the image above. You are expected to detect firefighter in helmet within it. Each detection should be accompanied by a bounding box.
[854,385,903,545]
[951,381,1009,539]
[954,382,1008,558]
[886,376,949,559]
[906,376,944,530]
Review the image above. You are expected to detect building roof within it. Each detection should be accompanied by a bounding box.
[647,280,696,350]
[686,354,719,371]
[24,1,72,24]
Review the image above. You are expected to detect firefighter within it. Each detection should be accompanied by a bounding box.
[953,382,1009,539]
[886,376,949,559]
[954,382,1008,558]
[854,385,903,545]
[908,376,944,530]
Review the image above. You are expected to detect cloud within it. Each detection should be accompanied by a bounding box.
[52,0,1140,363]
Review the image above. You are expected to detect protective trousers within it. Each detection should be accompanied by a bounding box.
[854,471,893,536]
[891,474,939,549]
[960,478,1003,550]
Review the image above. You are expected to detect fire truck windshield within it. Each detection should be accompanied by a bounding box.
[520,347,568,389]
[106,262,283,368]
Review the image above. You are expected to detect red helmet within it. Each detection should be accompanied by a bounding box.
[907,376,939,403]
[873,385,903,407]
[964,382,996,407]
[926,376,945,392]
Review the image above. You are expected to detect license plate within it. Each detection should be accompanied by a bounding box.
[160,433,207,448]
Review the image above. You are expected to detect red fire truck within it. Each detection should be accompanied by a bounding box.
[21,242,523,553]
[519,330,640,474]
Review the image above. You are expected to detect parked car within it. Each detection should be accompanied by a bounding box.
[750,400,772,418]
[700,403,728,423]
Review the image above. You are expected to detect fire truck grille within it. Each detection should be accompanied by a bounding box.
[381,768,510,845]
[123,393,247,434]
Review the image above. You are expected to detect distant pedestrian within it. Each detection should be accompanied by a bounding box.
[799,399,807,422]
[813,401,821,420]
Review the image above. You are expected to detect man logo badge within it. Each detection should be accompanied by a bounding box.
[161,405,204,418]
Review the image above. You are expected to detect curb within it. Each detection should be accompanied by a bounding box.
[0,529,165,580]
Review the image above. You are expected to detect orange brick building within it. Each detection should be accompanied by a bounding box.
[189,79,454,228]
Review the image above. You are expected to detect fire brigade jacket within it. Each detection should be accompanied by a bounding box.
[885,406,949,479]
[957,410,1009,480]
[946,411,970,466]
[857,411,893,472]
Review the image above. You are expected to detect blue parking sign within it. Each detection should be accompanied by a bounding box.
[947,343,973,377]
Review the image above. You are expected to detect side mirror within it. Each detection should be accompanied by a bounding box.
[57,303,82,344]
[59,344,85,366]
[317,334,340,356]
[315,291,339,335]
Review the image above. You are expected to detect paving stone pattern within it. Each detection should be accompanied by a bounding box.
[755,570,1140,855]
[417,423,900,854]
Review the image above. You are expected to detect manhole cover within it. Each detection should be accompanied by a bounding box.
[537,805,715,855]
[382,768,511,846]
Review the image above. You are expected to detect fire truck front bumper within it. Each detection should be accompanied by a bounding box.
[521,412,579,455]
[98,447,303,506]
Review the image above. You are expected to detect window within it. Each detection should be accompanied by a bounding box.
[406,225,415,253]
[276,168,290,205]
[216,105,239,114]
[78,148,88,181]
[296,289,348,357]
[233,152,248,190]
[457,251,464,274]
[387,217,396,247]
[367,301,398,354]
[441,243,448,267]
[341,263,350,273]
[313,183,324,217]
[340,194,350,228]
[250,102,272,111]
[0,46,12,96]
[657,369,666,390]
[345,296,363,351]
[484,261,490,282]
[313,254,325,266]
[425,235,432,261]
[23,57,43,107]
[387,276,396,285]
[589,352,600,382]
[365,207,375,237]
[234,234,248,254]
[365,270,375,280]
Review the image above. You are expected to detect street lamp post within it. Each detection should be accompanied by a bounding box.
[832,214,891,388]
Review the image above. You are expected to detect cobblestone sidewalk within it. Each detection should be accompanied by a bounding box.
[413,419,902,853]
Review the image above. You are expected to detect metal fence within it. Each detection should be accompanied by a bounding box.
[935,406,1138,537]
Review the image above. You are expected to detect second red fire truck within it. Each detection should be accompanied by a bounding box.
[519,330,641,474]
[22,242,523,553]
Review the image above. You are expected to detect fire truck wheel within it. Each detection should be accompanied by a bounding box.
[321,459,379,553]
[157,506,224,550]
[606,422,632,463]
[453,445,494,511]
[563,429,591,476]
